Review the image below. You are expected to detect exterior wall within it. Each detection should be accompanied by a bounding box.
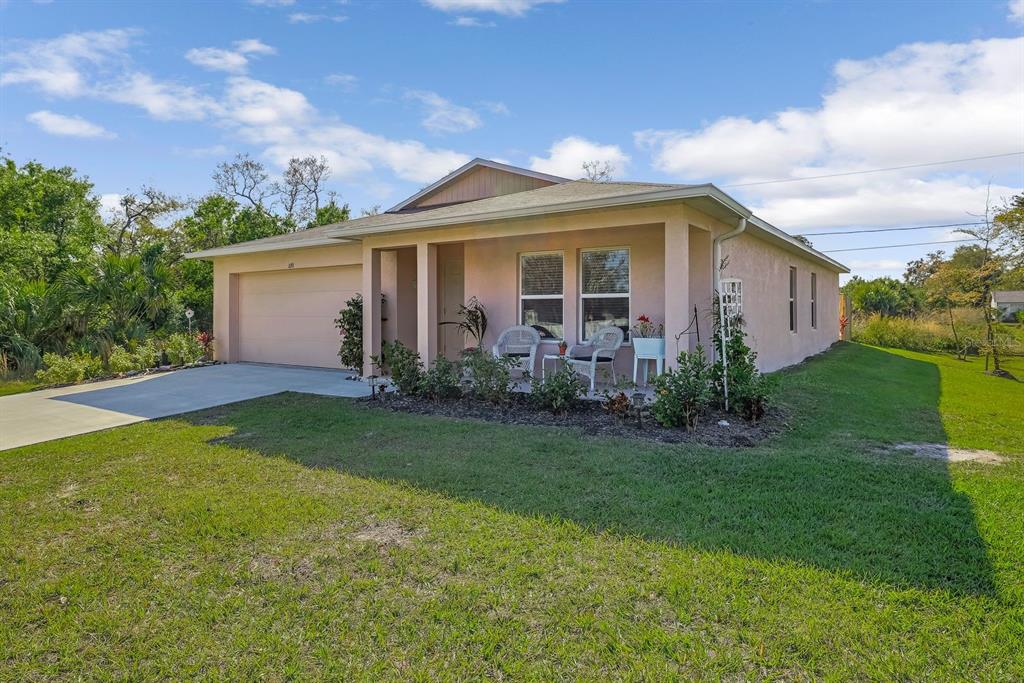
[720,232,840,372]
[212,242,362,363]
[411,166,556,209]
[208,201,843,375]
[463,224,666,378]
[993,300,1024,321]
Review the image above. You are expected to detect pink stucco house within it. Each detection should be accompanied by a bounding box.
[188,158,848,377]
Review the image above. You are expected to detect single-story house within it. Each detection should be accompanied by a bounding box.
[991,290,1024,322]
[187,158,849,377]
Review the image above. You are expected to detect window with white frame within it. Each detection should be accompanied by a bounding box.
[720,278,743,324]
[519,252,563,339]
[810,272,817,329]
[788,266,797,332]
[580,247,630,340]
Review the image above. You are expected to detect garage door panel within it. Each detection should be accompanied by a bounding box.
[237,265,360,368]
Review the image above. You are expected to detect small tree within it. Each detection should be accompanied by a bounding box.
[957,190,1023,378]
[334,294,363,370]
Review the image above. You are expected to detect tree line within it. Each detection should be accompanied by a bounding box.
[0,152,356,375]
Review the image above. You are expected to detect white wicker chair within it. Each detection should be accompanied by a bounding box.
[491,325,541,377]
[566,326,625,393]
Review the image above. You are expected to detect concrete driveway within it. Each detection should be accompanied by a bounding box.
[0,363,370,451]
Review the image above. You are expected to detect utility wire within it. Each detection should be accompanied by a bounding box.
[824,238,981,253]
[797,221,986,237]
[723,152,1024,188]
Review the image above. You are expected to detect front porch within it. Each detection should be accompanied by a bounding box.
[361,206,721,383]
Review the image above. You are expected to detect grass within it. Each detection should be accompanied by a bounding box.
[1,343,1022,679]
[0,377,39,397]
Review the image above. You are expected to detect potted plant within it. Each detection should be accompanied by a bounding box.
[631,314,665,358]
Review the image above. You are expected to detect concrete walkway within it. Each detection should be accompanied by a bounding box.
[0,363,370,451]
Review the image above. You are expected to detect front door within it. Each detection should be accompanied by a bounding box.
[439,255,465,360]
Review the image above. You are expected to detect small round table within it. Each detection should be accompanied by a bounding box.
[541,353,568,379]
[633,350,665,386]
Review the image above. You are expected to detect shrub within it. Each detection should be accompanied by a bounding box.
[164,332,203,366]
[711,313,776,421]
[334,294,363,370]
[35,351,104,385]
[386,340,423,395]
[651,346,713,431]
[419,355,462,400]
[462,348,517,404]
[531,360,585,414]
[107,340,161,373]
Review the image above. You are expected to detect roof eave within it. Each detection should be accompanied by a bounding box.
[185,236,357,260]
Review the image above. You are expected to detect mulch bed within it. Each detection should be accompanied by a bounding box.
[359,392,786,448]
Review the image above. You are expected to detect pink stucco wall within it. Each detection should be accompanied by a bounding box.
[463,223,665,379]
[720,232,840,372]
[208,201,843,376]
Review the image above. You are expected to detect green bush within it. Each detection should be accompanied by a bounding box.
[386,341,423,395]
[462,348,517,404]
[107,340,161,373]
[712,322,775,421]
[419,355,462,401]
[164,333,204,366]
[531,360,585,414]
[334,294,363,370]
[651,346,713,431]
[35,351,104,385]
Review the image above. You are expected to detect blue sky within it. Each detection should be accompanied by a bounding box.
[2,0,1022,281]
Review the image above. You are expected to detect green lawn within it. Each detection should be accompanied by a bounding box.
[1,343,1022,679]
[0,378,39,397]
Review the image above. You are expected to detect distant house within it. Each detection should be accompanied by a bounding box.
[991,291,1024,321]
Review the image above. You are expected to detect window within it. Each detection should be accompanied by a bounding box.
[788,266,797,332]
[810,272,817,329]
[519,252,563,339]
[580,247,630,340]
[720,278,743,324]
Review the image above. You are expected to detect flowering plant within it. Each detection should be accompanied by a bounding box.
[631,314,664,338]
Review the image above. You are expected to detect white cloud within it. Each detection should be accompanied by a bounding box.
[1009,0,1024,23]
[27,110,115,139]
[405,90,482,134]
[172,144,231,158]
[99,193,122,220]
[100,72,222,121]
[234,39,277,55]
[325,73,358,91]
[480,100,510,115]
[5,29,472,193]
[288,12,347,23]
[451,16,496,27]
[0,28,138,97]
[637,37,1024,230]
[529,136,630,179]
[424,0,562,17]
[185,40,276,73]
[185,47,249,73]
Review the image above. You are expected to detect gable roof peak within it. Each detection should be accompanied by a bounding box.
[387,157,568,213]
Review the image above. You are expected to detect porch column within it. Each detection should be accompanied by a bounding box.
[664,212,690,370]
[416,241,438,364]
[362,246,382,376]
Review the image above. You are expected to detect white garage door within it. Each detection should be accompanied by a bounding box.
[237,265,361,368]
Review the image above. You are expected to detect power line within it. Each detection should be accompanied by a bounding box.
[797,221,986,237]
[723,152,1024,189]
[824,238,981,253]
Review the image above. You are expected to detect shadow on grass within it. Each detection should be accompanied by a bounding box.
[188,343,996,596]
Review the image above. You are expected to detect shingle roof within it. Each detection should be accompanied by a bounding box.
[993,290,1024,303]
[186,180,690,255]
[185,176,848,273]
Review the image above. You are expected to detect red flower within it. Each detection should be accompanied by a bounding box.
[637,314,651,323]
